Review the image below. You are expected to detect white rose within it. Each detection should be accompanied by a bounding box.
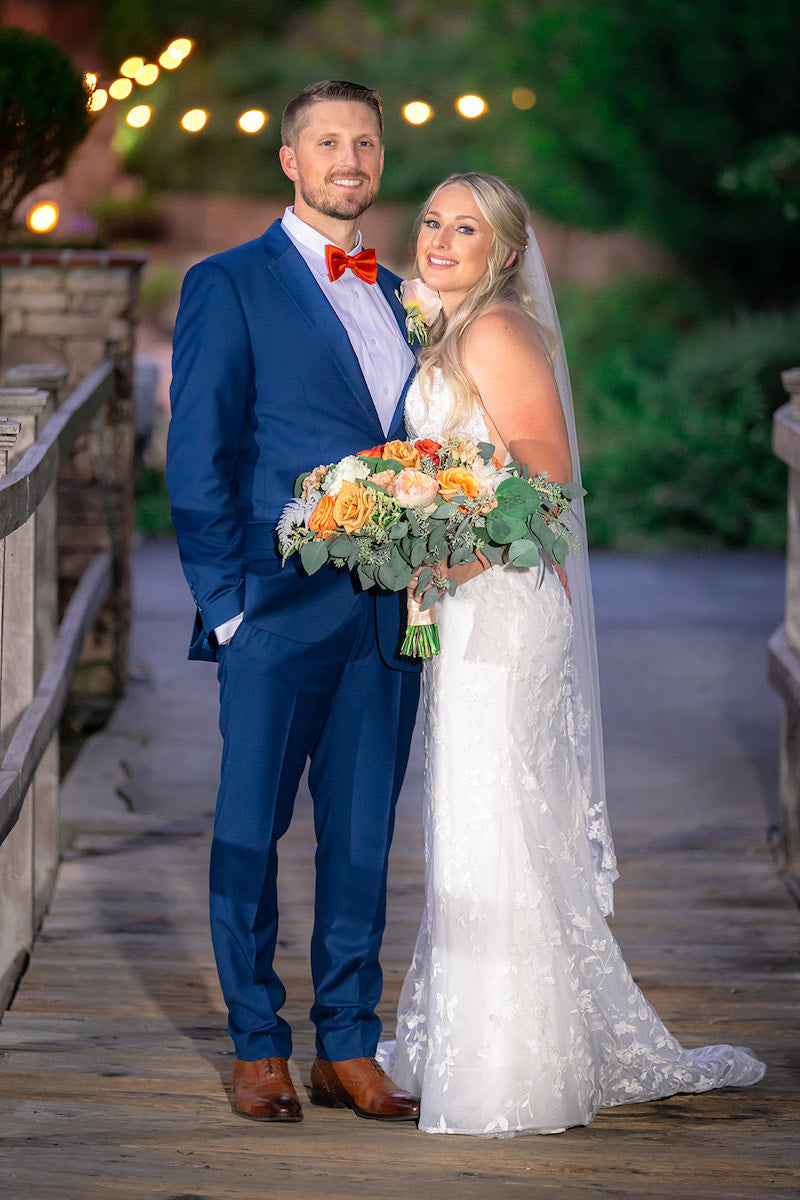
[322,455,371,497]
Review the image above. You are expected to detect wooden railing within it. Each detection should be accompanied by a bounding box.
[0,357,123,1009]
[769,367,800,904]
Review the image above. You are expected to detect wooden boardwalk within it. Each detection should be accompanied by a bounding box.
[0,544,797,1200]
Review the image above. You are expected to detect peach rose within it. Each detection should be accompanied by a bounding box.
[301,463,331,499]
[393,468,440,511]
[332,480,376,534]
[399,278,443,325]
[383,439,421,469]
[436,466,483,501]
[370,468,397,495]
[308,493,338,539]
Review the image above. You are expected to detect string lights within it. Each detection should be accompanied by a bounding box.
[82,42,533,135]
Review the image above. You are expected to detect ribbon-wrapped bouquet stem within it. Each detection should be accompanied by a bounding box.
[278,436,585,658]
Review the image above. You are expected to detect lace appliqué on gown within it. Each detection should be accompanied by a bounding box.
[377,372,765,1136]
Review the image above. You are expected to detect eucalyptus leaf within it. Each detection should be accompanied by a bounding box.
[411,537,428,568]
[496,476,539,517]
[553,535,569,566]
[357,563,375,590]
[480,542,505,565]
[485,508,527,544]
[476,441,496,462]
[293,471,309,499]
[389,521,408,540]
[449,543,475,565]
[559,481,587,500]
[407,510,421,537]
[377,563,397,590]
[417,566,433,591]
[508,539,541,568]
[300,539,329,575]
[420,586,439,612]
[429,502,458,520]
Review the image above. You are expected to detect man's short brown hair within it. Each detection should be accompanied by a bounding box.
[281,80,383,148]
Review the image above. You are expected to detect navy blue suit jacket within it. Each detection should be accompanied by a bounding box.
[166,219,418,670]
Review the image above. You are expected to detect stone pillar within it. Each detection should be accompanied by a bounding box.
[0,250,146,724]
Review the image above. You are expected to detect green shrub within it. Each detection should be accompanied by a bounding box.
[561,285,799,549]
[135,468,174,538]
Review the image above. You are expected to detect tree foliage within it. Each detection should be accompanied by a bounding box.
[0,28,90,241]
[121,0,799,306]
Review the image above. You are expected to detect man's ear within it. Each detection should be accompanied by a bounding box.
[279,144,298,182]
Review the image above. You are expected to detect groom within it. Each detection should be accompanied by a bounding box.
[166,80,421,1122]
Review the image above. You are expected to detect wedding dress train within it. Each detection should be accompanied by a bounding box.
[376,371,765,1136]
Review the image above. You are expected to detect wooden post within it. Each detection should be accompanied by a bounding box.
[0,416,23,1010]
[0,369,65,925]
[769,367,800,902]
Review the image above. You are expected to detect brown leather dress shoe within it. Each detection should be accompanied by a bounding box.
[232,1056,303,1121]
[309,1056,420,1121]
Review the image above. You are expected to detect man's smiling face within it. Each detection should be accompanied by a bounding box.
[279,99,384,228]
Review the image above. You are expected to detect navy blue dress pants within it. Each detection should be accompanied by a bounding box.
[210,596,419,1062]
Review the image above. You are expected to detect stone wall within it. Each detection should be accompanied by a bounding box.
[0,250,146,722]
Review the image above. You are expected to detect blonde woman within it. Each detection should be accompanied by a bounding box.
[378,172,765,1136]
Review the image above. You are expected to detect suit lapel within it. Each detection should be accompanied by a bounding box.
[262,224,379,428]
[375,264,420,436]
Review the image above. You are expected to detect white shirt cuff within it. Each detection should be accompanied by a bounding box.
[214,613,243,645]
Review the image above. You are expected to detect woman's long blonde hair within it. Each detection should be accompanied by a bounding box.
[415,172,551,433]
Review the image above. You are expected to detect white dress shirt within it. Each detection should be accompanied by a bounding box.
[214,208,414,646]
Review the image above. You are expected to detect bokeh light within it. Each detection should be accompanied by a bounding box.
[403,101,432,125]
[109,78,133,100]
[27,203,59,234]
[84,72,97,90]
[135,64,159,86]
[512,87,537,110]
[159,50,182,70]
[168,39,193,60]
[181,109,208,132]
[456,94,487,119]
[120,57,144,78]
[88,88,108,113]
[238,109,267,133]
[126,105,152,128]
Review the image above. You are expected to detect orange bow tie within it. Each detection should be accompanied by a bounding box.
[325,244,378,285]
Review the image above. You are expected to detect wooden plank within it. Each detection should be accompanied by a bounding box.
[0,357,115,538]
[0,551,112,846]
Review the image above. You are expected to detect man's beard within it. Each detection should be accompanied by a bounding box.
[299,175,378,221]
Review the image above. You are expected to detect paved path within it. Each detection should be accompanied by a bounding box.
[0,542,796,1199]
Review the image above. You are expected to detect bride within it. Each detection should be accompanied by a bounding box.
[376,172,765,1136]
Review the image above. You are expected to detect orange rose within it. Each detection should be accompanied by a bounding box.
[308,493,338,539]
[332,480,376,534]
[383,439,421,469]
[358,444,384,458]
[436,466,483,501]
[414,438,442,463]
[370,468,397,494]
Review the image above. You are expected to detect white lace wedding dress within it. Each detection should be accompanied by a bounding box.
[376,371,765,1137]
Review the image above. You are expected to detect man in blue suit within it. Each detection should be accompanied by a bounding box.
[167,80,421,1123]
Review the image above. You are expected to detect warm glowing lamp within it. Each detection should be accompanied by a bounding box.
[27,203,59,234]
[238,109,267,133]
[181,109,207,132]
[403,101,432,125]
[126,105,152,128]
[88,88,108,112]
[456,94,486,119]
[512,87,536,110]
[109,78,133,100]
[168,38,193,60]
[120,56,144,78]
[135,64,159,87]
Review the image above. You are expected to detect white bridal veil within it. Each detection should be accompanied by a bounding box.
[522,222,619,914]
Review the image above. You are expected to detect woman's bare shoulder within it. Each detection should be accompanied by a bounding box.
[463,304,551,371]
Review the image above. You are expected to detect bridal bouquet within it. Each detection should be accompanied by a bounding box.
[278,437,585,657]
